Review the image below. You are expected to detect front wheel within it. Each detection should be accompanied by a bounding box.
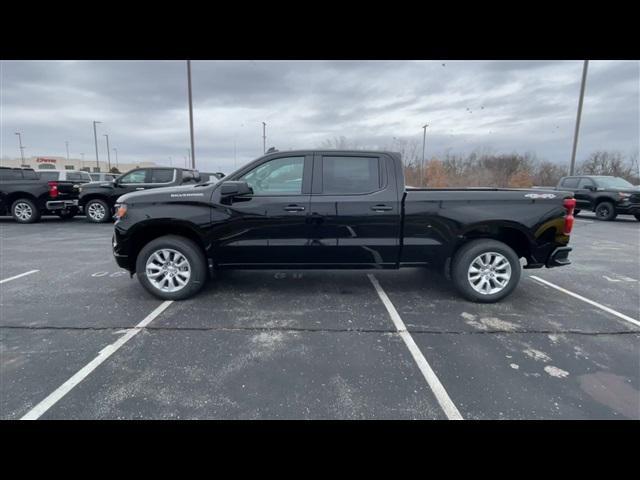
[85,199,111,223]
[595,201,617,221]
[451,239,521,303]
[135,235,207,300]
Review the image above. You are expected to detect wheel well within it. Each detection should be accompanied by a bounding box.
[82,194,110,207]
[128,224,207,272]
[459,226,532,260]
[594,197,616,208]
[6,192,38,208]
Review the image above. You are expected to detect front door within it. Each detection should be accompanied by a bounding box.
[215,155,313,265]
[576,177,595,209]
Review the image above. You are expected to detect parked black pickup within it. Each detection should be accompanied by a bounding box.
[79,167,201,223]
[0,167,83,222]
[112,150,576,303]
[555,175,640,221]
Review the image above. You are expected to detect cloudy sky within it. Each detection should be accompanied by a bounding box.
[1,60,638,173]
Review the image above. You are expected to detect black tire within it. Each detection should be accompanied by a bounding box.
[451,239,521,303]
[57,207,79,220]
[11,198,41,224]
[594,201,617,221]
[573,209,581,216]
[634,214,640,222]
[135,235,207,300]
[85,199,111,223]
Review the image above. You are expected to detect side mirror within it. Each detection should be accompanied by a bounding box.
[220,181,252,197]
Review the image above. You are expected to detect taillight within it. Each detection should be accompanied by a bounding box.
[48,181,59,198]
[563,197,576,235]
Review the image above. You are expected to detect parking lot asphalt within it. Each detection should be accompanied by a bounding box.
[1,213,639,419]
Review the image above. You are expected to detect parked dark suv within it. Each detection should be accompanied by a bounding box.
[555,175,640,221]
[79,167,201,222]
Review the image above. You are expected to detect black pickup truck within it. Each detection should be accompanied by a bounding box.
[79,167,201,222]
[0,167,82,222]
[555,175,640,221]
[112,150,576,303]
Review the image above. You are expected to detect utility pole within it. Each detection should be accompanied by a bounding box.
[93,121,102,171]
[187,60,196,169]
[15,132,26,164]
[65,141,70,163]
[113,148,118,168]
[262,122,266,154]
[104,134,111,171]
[80,153,85,170]
[569,60,589,176]
[421,123,429,185]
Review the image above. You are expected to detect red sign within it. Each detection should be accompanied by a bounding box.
[36,157,57,163]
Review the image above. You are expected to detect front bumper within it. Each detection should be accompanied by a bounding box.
[616,202,640,215]
[112,232,132,271]
[46,199,78,210]
[546,246,572,268]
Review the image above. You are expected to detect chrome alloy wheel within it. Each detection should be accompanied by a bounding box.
[87,202,106,221]
[145,248,191,293]
[467,252,512,295]
[14,202,33,221]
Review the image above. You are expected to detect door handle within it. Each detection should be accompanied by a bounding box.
[371,204,392,212]
[284,205,305,212]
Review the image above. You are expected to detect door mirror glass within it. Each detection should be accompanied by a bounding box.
[220,181,253,197]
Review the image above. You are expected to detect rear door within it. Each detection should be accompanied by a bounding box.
[308,153,401,266]
[576,177,595,209]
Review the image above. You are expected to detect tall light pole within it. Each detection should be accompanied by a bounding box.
[65,141,70,163]
[187,60,196,169]
[14,132,26,164]
[570,60,589,176]
[80,153,85,170]
[113,148,118,168]
[422,123,429,185]
[93,121,102,170]
[262,122,266,154]
[104,134,111,172]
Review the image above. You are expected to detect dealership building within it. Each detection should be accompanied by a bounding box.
[1,156,161,173]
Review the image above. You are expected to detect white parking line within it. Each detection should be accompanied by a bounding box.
[530,276,640,328]
[367,274,463,420]
[21,300,174,420]
[0,270,39,284]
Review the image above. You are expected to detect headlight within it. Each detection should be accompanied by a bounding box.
[78,186,83,193]
[618,192,631,198]
[114,203,128,220]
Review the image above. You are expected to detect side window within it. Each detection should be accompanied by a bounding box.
[561,177,579,188]
[321,156,381,194]
[578,178,594,189]
[0,169,23,180]
[37,171,59,182]
[67,173,85,181]
[151,169,175,184]
[119,170,148,184]
[239,157,304,195]
[22,169,38,180]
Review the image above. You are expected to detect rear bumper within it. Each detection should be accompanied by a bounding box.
[546,246,572,268]
[46,199,78,210]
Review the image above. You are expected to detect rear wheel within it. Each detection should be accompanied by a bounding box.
[451,239,521,303]
[595,201,617,221]
[573,209,581,216]
[85,199,111,223]
[11,198,41,224]
[135,235,207,300]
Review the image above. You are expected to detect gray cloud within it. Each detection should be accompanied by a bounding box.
[1,60,638,173]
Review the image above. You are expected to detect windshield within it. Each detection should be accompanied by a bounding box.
[595,177,634,189]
